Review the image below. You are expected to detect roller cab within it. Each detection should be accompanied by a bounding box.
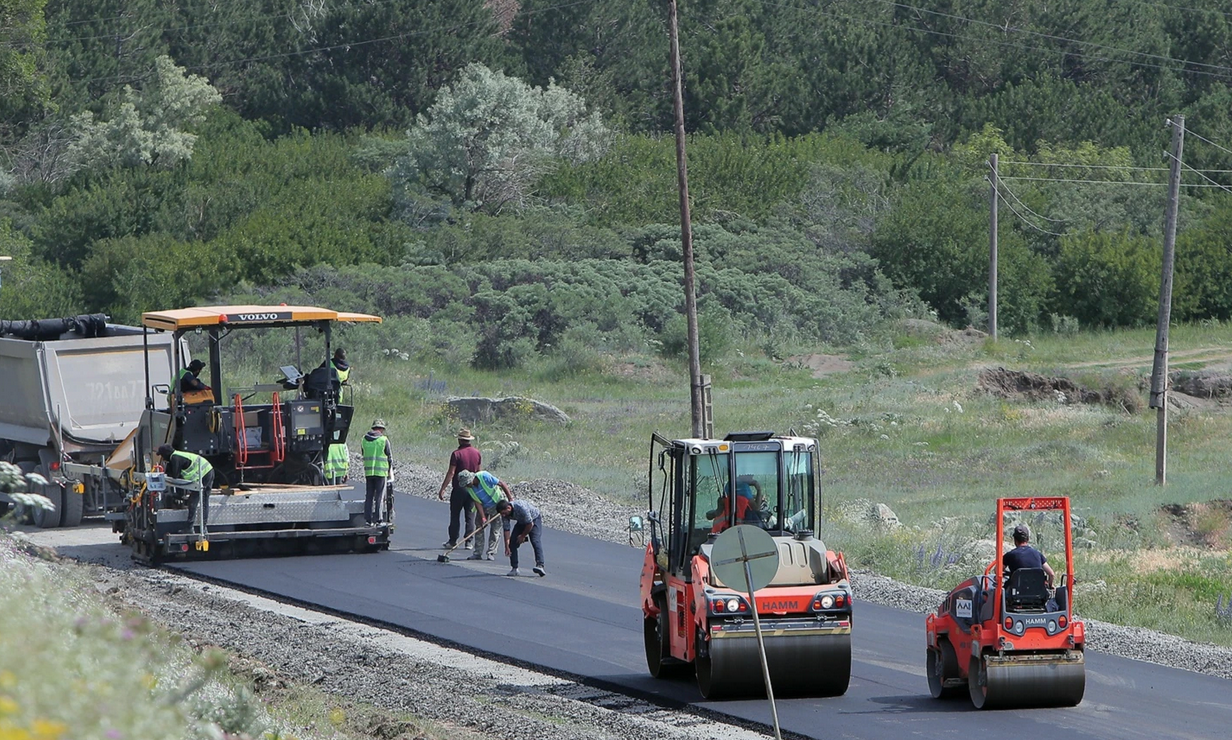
[640,431,852,699]
[925,496,1086,709]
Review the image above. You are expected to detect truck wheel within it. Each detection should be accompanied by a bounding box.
[60,475,84,528]
[19,462,62,528]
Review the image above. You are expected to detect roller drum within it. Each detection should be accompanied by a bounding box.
[697,632,851,700]
[968,654,1085,709]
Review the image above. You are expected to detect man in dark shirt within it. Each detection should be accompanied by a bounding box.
[437,428,481,549]
[1003,524,1056,586]
[178,359,209,393]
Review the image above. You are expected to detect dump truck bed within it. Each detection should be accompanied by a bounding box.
[0,327,175,455]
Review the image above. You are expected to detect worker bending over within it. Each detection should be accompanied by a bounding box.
[156,444,214,532]
[457,469,513,561]
[497,498,545,577]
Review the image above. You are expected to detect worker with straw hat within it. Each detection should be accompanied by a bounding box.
[437,428,481,549]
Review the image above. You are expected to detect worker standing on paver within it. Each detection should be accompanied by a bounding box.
[360,419,392,525]
[437,428,481,549]
[496,498,546,577]
[457,469,513,561]
[324,440,349,485]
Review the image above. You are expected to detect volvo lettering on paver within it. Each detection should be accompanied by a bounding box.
[229,312,289,322]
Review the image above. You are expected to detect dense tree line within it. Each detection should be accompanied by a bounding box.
[3,1,1232,369]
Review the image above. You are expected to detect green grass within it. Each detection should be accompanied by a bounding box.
[321,323,1232,646]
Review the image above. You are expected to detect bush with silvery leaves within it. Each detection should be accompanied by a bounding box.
[0,461,53,514]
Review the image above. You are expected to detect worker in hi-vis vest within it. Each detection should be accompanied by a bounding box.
[325,441,349,485]
[156,444,214,532]
[360,419,392,525]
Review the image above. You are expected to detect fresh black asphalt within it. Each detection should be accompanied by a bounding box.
[173,491,1232,739]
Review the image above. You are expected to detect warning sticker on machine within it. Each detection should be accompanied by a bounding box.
[956,599,973,618]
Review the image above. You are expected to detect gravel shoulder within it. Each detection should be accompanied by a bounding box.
[10,464,1232,740]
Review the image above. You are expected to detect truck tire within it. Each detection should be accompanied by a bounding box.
[60,478,84,528]
[21,462,62,528]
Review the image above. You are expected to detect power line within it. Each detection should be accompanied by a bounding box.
[1164,149,1232,196]
[1119,0,1232,21]
[77,0,601,86]
[1003,160,1232,174]
[870,0,1232,75]
[999,176,1228,187]
[757,0,1232,82]
[1002,161,1168,172]
[988,167,1067,223]
[988,177,1067,236]
[1180,124,1232,159]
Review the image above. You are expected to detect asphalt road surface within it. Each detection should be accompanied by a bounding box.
[173,491,1232,739]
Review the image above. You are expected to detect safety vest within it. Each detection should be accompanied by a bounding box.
[171,451,213,483]
[324,443,349,479]
[331,360,350,384]
[176,368,193,385]
[710,495,752,534]
[361,435,390,477]
[467,471,506,509]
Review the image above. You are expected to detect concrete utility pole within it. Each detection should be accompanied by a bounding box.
[1151,115,1185,486]
[988,153,999,340]
[667,0,705,439]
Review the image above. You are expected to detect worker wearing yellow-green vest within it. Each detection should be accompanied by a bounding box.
[457,469,514,561]
[360,419,393,525]
[326,348,350,384]
[157,444,214,532]
[324,440,349,485]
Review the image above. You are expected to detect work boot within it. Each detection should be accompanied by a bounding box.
[466,553,484,560]
[533,565,546,577]
[506,568,519,577]
[442,540,457,549]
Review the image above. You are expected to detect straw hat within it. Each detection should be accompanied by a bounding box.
[457,428,475,441]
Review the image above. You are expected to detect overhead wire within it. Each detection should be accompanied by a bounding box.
[988,165,1067,223]
[1000,176,1227,187]
[757,0,1232,81]
[868,0,1232,75]
[75,0,602,85]
[1163,149,1232,196]
[987,176,1068,236]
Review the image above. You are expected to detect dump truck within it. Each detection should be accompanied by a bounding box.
[926,496,1085,709]
[639,431,853,699]
[71,304,392,564]
[0,314,176,527]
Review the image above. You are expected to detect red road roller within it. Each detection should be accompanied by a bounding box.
[926,496,1085,709]
[639,431,853,699]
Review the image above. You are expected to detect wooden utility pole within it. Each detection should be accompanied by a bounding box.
[667,0,705,439]
[1151,115,1185,486]
[988,153,999,340]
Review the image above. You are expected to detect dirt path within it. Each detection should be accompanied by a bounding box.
[1067,347,1232,370]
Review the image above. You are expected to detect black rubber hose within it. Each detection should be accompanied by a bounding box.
[0,314,110,340]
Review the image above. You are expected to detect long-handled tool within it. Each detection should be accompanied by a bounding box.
[437,515,490,563]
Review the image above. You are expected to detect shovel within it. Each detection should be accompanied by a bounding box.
[437,515,490,563]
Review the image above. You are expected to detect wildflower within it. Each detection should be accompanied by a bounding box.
[30,719,67,739]
[327,708,346,726]
[0,673,13,689]
[0,696,18,715]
